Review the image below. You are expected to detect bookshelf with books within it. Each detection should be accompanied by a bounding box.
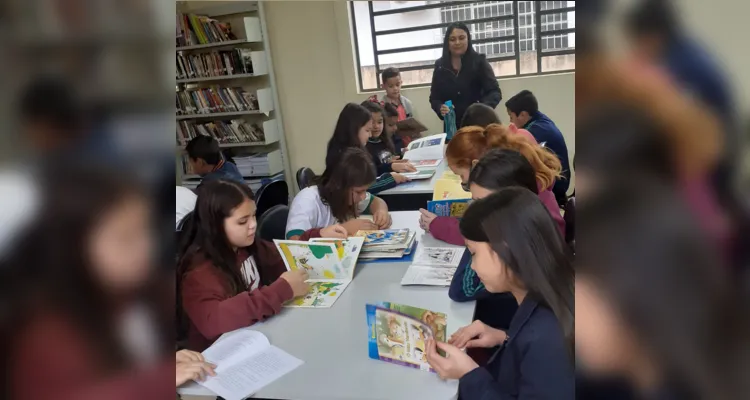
[176,1,292,192]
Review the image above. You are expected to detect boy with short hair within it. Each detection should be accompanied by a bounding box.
[185,135,244,184]
[374,67,414,121]
[505,90,571,205]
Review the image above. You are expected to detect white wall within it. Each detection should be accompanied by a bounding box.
[265,1,575,191]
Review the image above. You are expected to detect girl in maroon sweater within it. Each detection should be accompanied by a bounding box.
[177,180,309,351]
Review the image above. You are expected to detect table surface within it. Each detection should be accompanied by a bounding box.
[178,211,475,400]
[378,161,448,196]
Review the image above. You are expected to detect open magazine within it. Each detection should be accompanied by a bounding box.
[400,247,466,286]
[433,179,471,201]
[197,329,303,400]
[273,236,364,308]
[366,302,447,372]
[403,133,446,161]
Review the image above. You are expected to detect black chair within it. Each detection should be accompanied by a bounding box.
[295,167,316,190]
[564,196,575,250]
[257,204,289,241]
[255,179,289,219]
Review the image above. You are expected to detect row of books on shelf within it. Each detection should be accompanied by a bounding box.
[177,119,265,146]
[176,87,259,115]
[177,13,237,47]
[177,49,256,80]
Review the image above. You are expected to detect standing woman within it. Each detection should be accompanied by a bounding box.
[429,23,502,130]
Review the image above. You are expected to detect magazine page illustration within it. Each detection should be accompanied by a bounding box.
[366,303,447,372]
[427,199,470,217]
[356,229,410,246]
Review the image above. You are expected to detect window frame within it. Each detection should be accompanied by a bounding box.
[349,0,575,92]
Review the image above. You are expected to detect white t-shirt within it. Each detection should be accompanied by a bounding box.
[176,186,197,229]
[285,186,372,239]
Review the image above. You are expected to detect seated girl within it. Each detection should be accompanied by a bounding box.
[326,103,411,194]
[425,188,574,399]
[178,180,310,351]
[286,147,391,240]
[419,124,565,244]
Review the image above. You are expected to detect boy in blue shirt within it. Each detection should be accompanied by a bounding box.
[185,136,244,185]
[506,90,571,205]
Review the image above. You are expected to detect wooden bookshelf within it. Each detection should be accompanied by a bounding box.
[177,110,263,120]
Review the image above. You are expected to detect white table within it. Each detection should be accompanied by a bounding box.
[178,211,475,400]
[378,161,448,196]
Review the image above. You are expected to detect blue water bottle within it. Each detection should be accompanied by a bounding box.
[444,100,457,140]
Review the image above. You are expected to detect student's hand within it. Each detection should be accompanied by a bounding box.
[392,162,417,173]
[440,104,450,116]
[449,320,507,349]
[341,218,378,235]
[418,208,437,232]
[391,155,402,161]
[320,224,348,239]
[372,210,392,229]
[280,269,310,297]
[176,349,205,364]
[425,339,479,380]
[176,360,217,386]
[390,172,411,184]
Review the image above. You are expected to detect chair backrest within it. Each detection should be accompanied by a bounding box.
[564,196,575,247]
[255,179,289,219]
[296,167,316,191]
[257,204,289,241]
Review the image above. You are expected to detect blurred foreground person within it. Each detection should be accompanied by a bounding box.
[4,165,174,399]
[576,178,749,400]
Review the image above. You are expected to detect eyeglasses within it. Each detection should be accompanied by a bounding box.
[461,181,470,192]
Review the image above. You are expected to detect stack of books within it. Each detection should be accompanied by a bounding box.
[356,229,417,259]
[234,153,274,177]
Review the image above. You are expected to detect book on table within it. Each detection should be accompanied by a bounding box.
[356,229,417,259]
[366,302,447,372]
[399,168,436,180]
[400,247,466,286]
[196,329,303,400]
[273,236,364,308]
[403,133,446,161]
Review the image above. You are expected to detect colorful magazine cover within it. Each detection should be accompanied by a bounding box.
[426,199,470,217]
[274,237,365,308]
[356,229,410,246]
[409,159,442,168]
[432,179,471,201]
[366,303,447,372]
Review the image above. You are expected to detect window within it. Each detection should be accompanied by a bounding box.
[350,1,575,91]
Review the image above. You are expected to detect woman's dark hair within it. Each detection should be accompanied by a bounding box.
[578,177,745,399]
[459,188,574,360]
[361,100,397,155]
[177,180,256,297]
[469,149,539,194]
[440,22,477,68]
[461,103,501,128]
[7,165,156,372]
[318,147,377,222]
[325,103,372,169]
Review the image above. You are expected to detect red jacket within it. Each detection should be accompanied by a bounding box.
[11,312,174,400]
[181,239,293,351]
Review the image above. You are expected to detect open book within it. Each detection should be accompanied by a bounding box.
[401,247,466,286]
[403,133,446,161]
[273,236,364,308]
[366,302,447,372]
[198,329,303,400]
